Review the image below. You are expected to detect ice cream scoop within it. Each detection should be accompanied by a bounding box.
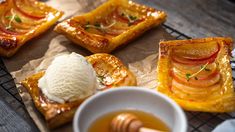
[38,52,98,103]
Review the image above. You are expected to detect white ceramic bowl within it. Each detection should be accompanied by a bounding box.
[73,87,187,132]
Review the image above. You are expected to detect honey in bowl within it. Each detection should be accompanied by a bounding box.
[88,110,170,132]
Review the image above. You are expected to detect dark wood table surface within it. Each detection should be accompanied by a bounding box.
[142,0,235,39]
[0,0,235,132]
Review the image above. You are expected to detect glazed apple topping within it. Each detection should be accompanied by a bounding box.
[84,21,117,31]
[185,62,210,81]
[0,0,52,36]
[5,13,22,30]
[82,7,144,37]
[170,42,222,101]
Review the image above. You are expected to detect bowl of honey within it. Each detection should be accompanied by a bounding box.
[73,87,187,132]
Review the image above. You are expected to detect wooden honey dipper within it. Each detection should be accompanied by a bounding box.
[110,113,165,132]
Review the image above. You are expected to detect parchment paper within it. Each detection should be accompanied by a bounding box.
[3,0,173,131]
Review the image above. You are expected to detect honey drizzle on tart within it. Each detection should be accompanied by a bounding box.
[170,42,222,101]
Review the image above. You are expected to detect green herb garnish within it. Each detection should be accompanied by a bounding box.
[84,22,90,30]
[97,75,105,83]
[185,62,210,81]
[94,23,101,27]
[186,73,191,81]
[14,15,22,23]
[120,12,138,26]
[84,21,116,31]
[84,26,89,30]
[129,15,137,20]
[6,15,22,23]
[5,14,22,30]
[5,16,12,20]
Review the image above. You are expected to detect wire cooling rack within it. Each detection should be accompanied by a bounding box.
[0,24,234,132]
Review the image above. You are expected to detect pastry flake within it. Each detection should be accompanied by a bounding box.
[0,0,63,57]
[21,53,136,128]
[157,37,235,112]
[54,0,166,53]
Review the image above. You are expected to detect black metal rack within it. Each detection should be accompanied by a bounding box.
[0,24,234,132]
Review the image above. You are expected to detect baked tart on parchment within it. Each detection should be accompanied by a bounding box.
[157,37,235,112]
[21,53,136,128]
[54,0,166,53]
[0,0,63,57]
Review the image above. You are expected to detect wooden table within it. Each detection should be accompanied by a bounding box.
[140,0,235,39]
[0,0,235,132]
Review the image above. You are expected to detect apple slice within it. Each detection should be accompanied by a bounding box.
[171,79,221,101]
[112,8,144,26]
[172,62,217,79]
[171,42,219,65]
[13,0,46,20]
[172,79,221,94]
[0,25,23,35]
[172,41,219,60]
[172,53,217,65]
[171,70,220,87]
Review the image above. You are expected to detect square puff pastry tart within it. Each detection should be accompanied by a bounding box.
[21,53,136,128]
[54,0,166,53]
[157,37,235,112]
[0,0,63,57]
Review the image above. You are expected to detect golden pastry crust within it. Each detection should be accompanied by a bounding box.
[157,37,235,112]
[54,0,166,53]
[87,53,137,89]
[21,53,136,128]
[0,0,63,57]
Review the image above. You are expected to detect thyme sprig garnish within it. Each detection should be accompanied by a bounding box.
[97,75,105,83]
[97,75,111,90]
[84,21,116,30]
[185,62,210,81]
[5,13,22,30]
[121,12,138,26]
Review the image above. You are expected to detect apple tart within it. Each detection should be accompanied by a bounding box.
[54,0,166,53]
[21,53,136,128]
[0,0,63,57]
[157,37,235,112]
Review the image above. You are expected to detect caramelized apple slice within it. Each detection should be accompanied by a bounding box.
[13,0,47,19]
[172,41,219,60]
[171,69,220,87]
[172,79,221,101]
[172,62,217,79]
[171,53,217,65]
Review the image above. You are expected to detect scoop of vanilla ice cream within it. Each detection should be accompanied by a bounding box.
[38,52,97,103]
